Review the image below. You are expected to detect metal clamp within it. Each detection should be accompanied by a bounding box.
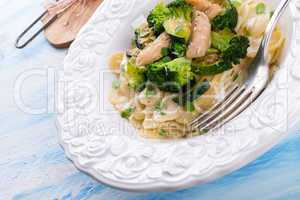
[15,11,57,49]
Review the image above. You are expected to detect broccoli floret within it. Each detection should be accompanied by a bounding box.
[167,0,193,21]
[192,32,249,75]
[168,0,188,8]
[147,67,180,92]
[170,37,187,58]
[146,56,172,85]
[212,7,238,31]
[147,3,171,35]
[167,58,194,85]
[160,37,187,59]
[212,29,250,64]
[222,36,250,64]
[163,18,192,42]
[125,59,146,91]
[211,28,235,51]
[147,57,194,92]
[163,0,193,41]
[147,0,192,37]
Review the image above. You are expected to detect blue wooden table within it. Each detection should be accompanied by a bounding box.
[1,0,300,199]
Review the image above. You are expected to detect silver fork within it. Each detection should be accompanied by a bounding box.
[189,0,291,133]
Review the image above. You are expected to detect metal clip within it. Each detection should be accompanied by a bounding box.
[15,11,58,49]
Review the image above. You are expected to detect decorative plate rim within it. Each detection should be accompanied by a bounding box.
[56,0,300,192]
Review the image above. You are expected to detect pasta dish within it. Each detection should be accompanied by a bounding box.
[108,0,285,138]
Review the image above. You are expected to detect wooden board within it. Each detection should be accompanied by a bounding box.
[41,0,102,48]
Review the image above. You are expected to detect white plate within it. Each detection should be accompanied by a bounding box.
[57,0,300,192]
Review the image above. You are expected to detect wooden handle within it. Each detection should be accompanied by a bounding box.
[41,0,103,48]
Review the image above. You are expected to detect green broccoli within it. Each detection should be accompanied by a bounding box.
[147,57,194,93]
[169,37,187,58]
[167,0,193,21]
[147,0,192,38]
[211,28,235,52]
[212,29,250,64]
[163,0,193,41]
[192,30,249,76]
[212,6,238,31]
[168,0,189,9]
[193,30,249,75]
[168,58,194,85]
[146,57,173,89]
[222,36,250,64]
[160,37,187,59]
[147,3,171,35]
[124,59,146,91]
